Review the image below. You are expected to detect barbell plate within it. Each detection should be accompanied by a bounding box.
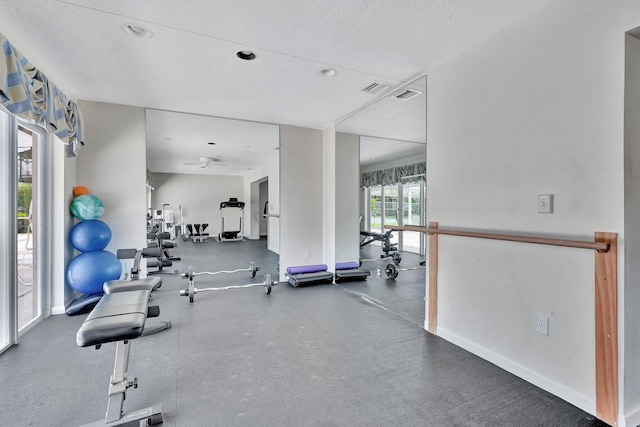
[385,263,399,279]
[392,252,402,265]
[264,274,272,294]
[250,262,257,278]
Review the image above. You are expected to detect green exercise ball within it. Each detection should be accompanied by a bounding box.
[70,194,105,220]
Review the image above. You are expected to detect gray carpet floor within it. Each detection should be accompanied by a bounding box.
[0,238,607,426]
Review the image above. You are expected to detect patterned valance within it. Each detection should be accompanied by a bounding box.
[0,32,83,147]
[361,162,425,188]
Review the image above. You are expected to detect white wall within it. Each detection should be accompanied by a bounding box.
[279,125,324,279]
[76,100,147,273]
[624,32,640,425]
[427,1,640,423]
[51,138,76,313]
[335,132,360,264]
[152,173,243,238]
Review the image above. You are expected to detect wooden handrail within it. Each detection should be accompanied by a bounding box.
[386,225,610,253]
[386,222,618,426]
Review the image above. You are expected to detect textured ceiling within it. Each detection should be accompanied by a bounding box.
[0,0,555,174]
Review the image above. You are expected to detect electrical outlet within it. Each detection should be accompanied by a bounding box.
[304,250,311,259]
[536,314,549,336]
[537,194,553,214]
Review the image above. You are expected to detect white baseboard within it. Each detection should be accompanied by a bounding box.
[436,327,596,418]
[623,403,640,427]
[51,305,65,315]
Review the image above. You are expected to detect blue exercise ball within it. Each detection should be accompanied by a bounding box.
[66,250,122,294]
[69,220,112,252]
[70,194,105,220]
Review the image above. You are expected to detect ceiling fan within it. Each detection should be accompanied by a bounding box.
[183,156,227,168]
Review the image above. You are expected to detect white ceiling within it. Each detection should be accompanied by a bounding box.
[0,0,555,174]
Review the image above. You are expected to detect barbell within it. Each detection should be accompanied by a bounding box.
[183,261,259,279]
[377,263,425,279]
[359,252,402,266]
[180,266,277,302]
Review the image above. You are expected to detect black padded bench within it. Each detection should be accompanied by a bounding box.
[76,289,163,426]
[103,276,162,294]
[334,261,370,282]
[102,276,171,336]
[335,269,370,282]
[286,264,334,287]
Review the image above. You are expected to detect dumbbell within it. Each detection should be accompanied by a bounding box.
[377,263,425,279]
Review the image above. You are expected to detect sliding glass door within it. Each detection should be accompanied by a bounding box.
[401,181,425,254]
[383,184,399,247]
[17,125,45,331]
[0,109,12,352]
[1,111,50,354]
[364,181,425,255]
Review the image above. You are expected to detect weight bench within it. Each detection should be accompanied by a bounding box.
[76,289,163,426]
[334,262,370,282]
[102,275,171,336]
[186,223,210,243]
[286,264,334,287]
[359,230,399,259]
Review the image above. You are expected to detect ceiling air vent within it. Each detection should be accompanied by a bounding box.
[391,88,423,101]
[360,81,391,95]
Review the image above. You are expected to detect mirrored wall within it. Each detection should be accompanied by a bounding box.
[337,75,426,255]
[145,110,280,253]
[335,75,426,327]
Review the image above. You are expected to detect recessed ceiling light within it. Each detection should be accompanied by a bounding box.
[246,145,256,149]
[320,68,337,77]
[237,50,256,61]
[122,23,153,39]
[247,168,253,171]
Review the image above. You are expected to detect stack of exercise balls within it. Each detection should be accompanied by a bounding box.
[66,186,122,298]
